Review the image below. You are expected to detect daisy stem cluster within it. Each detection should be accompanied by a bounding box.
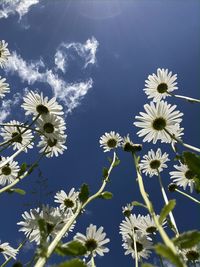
[157,170,179,236]
[34,152,116,267]
[132,152,187,267]
[132,229,139,267]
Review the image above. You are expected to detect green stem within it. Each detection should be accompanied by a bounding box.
[164,128,200,153]
[34,152,117,267]
[0,238,27,267]
[132,229,138,267]
[157,171,179,237]
[175,188,200,205]
[90,255,96,267]
[132,153,186,266]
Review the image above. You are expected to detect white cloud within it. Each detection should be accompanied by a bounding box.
[0,0,39,20]
[0,93,21,122]
[4,38,98,114]
[55,37,99,72]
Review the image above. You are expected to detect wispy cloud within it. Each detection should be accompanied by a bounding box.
[0,93,21,122]
[4,37,98,115]
[0,0,39,20]
[55,37,99,72]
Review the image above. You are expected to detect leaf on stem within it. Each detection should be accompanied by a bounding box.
[57,259,87,267]
[99,191,113,200]
[132,201,147,209]
[79,184,89,203]
[6,188,26,195]
[159,199,176,224]
[155,243,183,267]
[102,167,108,179]
[18,162,27,176]
[55,241,87,256]
[183,151,200,179]
[173,230,200,249]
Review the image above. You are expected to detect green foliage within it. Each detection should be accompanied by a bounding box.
[12,262,23,267]
[142,264,156,267]
[102,167,108,179]
[27,163,39,175]
[155,243,184,267]
[57,259,87,267]
[113,156,120,167]
[79,184,89,203]
[6,188,26,195]
[159,199,176,224]
[132,201,147,209]
[183,151,200,179]
[18,162,27,176]
[194,178,200,193]
[99,191,113,200]
[173,230,200,249]
[55,241,87,257]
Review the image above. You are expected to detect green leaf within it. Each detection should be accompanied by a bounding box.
[99,191,113,200]
[102,167,108,178]
[142,264,156,267]
[58,259,87,267]
[173,230,200,249]
[113,156,120,167]
[12,262,23,267]
[194,178,200,193]
[155,243,184,267]
[132,201,147,209]
[55,241,87,256]
[183,151,200,179]
[159,199,176,224]
[79,184,89,203]
[6,188,26,195]
[18,162,27,176]
[27,163,39,175]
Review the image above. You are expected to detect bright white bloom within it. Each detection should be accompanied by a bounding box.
[74,224,110,257]
[37,135,67,157]
[0,76,10,98]
[0,40,10,68]
[134,101,183,144]
[139,214,166,235]
[21,90,64,117]
[144,68,178,102]
[99,131,122,152]
[17,205,74,244]
[122,203,133,217]
[122,231,152,261]
[37,114,66,141]
[0,241,18,260]
[119,214,143,240]
[0,120,34,152]
[0,157,20,186]
[54,188,80,212]
[139,148,169,177]
[170,163,195,193]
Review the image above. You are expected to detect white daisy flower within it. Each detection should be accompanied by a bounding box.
[134,101,183,144]
[181,246,200,262]
[21,90,64,117]
[0,241,18,260]
[119,214,143,240]
[122,231,152,261]
[0,157,20,186]
[0,120,34,152]
[121,134,142,153]
[54,188,80,212]
[144,68,178,102]
[0,40,10,68]
[139,148,169,177]
[0,76,10,98]
[37,135,67,157]
[17,205,74,245]
[139,214,166,235]
[74,224,110,257]
[122,203,133,217]
[37,114,66,141]
[99,131,122,152]
[170,163,195,193]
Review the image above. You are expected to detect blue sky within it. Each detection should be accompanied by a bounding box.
[0,0,200,266]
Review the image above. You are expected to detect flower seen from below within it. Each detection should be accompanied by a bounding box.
[99,131,122,152]
[0,40,10,68]
[0,157,20,186]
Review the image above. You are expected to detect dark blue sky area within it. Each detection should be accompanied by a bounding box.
[0,1,200,266]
